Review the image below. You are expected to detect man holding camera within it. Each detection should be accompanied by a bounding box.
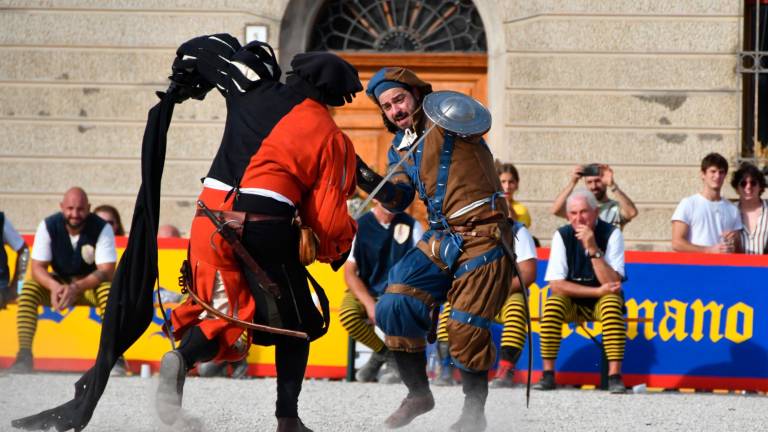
[551,164,638,230]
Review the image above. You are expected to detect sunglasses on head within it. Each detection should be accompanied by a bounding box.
[740,179,759,188]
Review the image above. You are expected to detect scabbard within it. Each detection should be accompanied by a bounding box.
[229,237,282,299]
[197,200,282,299]
[184,277,308,340]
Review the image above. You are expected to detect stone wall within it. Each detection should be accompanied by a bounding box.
[0,1,286,234]
[496,0,742,249]
[0,1,745,250]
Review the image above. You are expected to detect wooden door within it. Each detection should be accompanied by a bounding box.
[331,53,487,222]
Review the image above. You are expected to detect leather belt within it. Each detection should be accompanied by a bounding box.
[456,230,497,239]
[451,224,499,239]
[194,209,291,224]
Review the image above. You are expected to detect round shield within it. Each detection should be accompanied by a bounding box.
[423,90,491,137]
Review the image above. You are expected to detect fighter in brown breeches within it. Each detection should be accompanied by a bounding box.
[356,67,515,432]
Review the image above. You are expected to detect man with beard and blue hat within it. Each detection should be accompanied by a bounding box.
[353,68,519,432]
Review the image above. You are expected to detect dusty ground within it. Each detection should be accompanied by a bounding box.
[0,373,764,431]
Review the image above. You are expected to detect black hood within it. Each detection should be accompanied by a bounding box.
[286,52,363,107]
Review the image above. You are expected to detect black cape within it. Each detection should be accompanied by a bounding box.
[11,90,175,432]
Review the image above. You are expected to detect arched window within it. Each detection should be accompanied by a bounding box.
[741,0,768,162]
[309,0,486,52]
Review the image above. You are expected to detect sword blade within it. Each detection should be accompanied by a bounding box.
[353,123,437,219]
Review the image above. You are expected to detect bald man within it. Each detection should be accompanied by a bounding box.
[10,187,117,374]
[157,224,182,238]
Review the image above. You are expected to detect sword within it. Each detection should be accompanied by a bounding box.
[353,122,438,219]
[196,200,282,299]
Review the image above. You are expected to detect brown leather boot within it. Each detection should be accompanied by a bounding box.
[449,397,487,432]
[276,417,314,432]
[449,369,488,432]
[384,392,435,429]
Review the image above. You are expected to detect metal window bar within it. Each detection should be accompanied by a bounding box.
[309,0,486,52]
[739,1,768,167]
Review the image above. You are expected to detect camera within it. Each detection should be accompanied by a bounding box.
[580,164,601,177]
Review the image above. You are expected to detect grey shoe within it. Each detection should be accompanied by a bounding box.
[110,356,129,377]
[156,351,186,425]
[608,374,626,394]
[489,361,515,388]
[355,350,387,382]
[378,351,401,384]
[230,358,249,379]
[378,369,402,384]
[449,398,487,432]
[197,360,227,377]
[534,370,556,391]
[9,349,33,374]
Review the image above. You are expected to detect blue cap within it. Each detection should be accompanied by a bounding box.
[366,68,409,101]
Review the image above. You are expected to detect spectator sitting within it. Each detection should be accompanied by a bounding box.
[158,224,182,238]
[671,153,742,253]
[94,204,125,236]
[730,162,768,254]
[9,187,122,374]
[341,200,423,384]
[0,213,29,309]
[551,164,638,230]
[535,188,627,394]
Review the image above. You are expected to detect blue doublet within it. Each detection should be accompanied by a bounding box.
[353,211,416,297]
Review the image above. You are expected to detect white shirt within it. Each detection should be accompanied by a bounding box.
[3,218,25,251]
[347,219,424,264]
[671,194,743,247]
[514,224,537,263]
[545,226,625,281]
[31,219,117,265]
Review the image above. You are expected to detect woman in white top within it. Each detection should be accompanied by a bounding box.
[731,162,768,254]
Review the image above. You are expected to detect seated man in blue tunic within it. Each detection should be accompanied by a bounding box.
[341,200,423,383]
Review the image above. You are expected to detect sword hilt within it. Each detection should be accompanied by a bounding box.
[197,200,239,241]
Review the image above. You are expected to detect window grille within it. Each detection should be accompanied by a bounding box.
[740,1,768,164]
[309,0,486,52]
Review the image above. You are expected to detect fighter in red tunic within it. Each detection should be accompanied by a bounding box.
[154,36,361,432]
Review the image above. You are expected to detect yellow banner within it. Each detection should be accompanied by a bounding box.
[0,243,349,376]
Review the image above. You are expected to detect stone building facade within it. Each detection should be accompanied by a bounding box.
[0,1,746,250]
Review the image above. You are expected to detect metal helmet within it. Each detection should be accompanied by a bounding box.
[423,90,491,137]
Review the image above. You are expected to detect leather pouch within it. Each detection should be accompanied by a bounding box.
[298,226,319,266]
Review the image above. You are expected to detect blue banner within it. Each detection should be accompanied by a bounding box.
[499,252,768,390]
